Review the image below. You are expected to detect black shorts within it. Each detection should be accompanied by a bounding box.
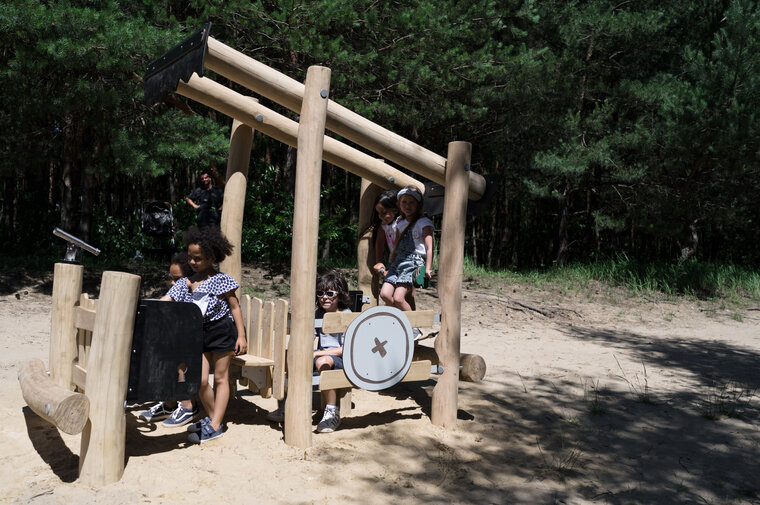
[203,316,236,354]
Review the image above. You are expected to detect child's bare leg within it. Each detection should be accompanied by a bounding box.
[405,287,416,311]
[392,284,413,311]
[379,282,395,306]
[198,352,215,421]
[209,353,233,431]
[315,356,337,406]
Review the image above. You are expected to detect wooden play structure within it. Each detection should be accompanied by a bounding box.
[144,23,491,450]
[17,23,492,487]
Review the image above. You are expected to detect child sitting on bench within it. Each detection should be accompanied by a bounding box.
[267,270,351,433]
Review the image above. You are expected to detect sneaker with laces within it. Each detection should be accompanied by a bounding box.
[138,402,172,422]
[162,405,198,428]
[187,416,211,433]
[187,422,223,444]
[316,408,340,433]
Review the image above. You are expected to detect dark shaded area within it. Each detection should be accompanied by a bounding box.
[22,407,78,483]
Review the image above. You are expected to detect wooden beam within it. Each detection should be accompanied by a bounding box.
[322,310,437,334]
[205,37,487,201]
[319,360,432,391]
[74,306,96,332]
[18,358,90,435]
[284,66,330,450]
[431,142,471,428]
[176,75,424,193]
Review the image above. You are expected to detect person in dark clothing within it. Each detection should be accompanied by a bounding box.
[185,172,224,227]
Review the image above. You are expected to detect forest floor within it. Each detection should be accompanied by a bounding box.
[1,263,759,505]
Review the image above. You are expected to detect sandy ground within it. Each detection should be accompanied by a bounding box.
[1,265,759,505]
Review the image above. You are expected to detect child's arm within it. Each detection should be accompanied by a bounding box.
[226,291,248,355]
[374,230,386,266]
[423,225,434,277]
[159,294,173,301]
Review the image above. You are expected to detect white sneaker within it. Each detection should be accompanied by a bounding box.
[316,408,340,433]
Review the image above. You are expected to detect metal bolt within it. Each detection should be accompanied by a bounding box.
[45,404,51,415]
[320,89,328,99]
[389,176,395,184]
[256,114,264,122]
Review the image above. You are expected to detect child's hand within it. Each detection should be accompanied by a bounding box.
[373,262,387,276]
[235,335,247,355]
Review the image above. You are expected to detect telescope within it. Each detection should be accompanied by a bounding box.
[53,227,101,263]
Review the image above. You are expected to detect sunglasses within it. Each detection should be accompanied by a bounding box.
[316,290,338,298]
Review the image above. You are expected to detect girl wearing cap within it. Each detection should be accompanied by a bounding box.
[379,185,434,311]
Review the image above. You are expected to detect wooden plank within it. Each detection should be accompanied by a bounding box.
[271,298,288,400]
[259,300,275,398]
[76,294,93,383]
[319,360,432,391]
[231,354,275,367]
[322,310,437,334]
[74,305,96,332]
[72,364,87,391]
[248,297,263,357]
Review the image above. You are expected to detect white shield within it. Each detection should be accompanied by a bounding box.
[342,306,414,391]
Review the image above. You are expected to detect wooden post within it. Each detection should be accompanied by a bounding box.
[49,262,83,390]
[431,142,471,428]
[284,66,331,449]
[220,115,255,287]
[79,271,141,487]
[357,179,383,308]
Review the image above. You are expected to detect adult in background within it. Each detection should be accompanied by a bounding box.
[185,171,224,227]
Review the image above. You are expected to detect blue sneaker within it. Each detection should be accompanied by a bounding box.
[162,405,198,428]
[188,422,224,444]
[138,402,172,422]
[187,416,211,433]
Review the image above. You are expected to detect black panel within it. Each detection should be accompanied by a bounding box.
[128,300,203,403]
[144,23,211,105]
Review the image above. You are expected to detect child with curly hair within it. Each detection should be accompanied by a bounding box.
[161,226,247,443]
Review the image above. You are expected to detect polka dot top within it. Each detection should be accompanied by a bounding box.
[166,272,240,323]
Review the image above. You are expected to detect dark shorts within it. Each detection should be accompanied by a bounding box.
[313,355,343,375]
[203,316,236,354]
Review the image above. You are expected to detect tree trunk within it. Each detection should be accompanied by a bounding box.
[555,180,571,266]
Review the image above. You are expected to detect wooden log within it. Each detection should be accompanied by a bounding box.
[79,271,141,487]
[220,116,254,288]
[412,345,486,383]
[49,262,83,390]
[431,142,471,429]
[18,358,90,435]
[204,37,487,201]
[284,66,330,450]
[358,179,383,308]
[176,75,424,193]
